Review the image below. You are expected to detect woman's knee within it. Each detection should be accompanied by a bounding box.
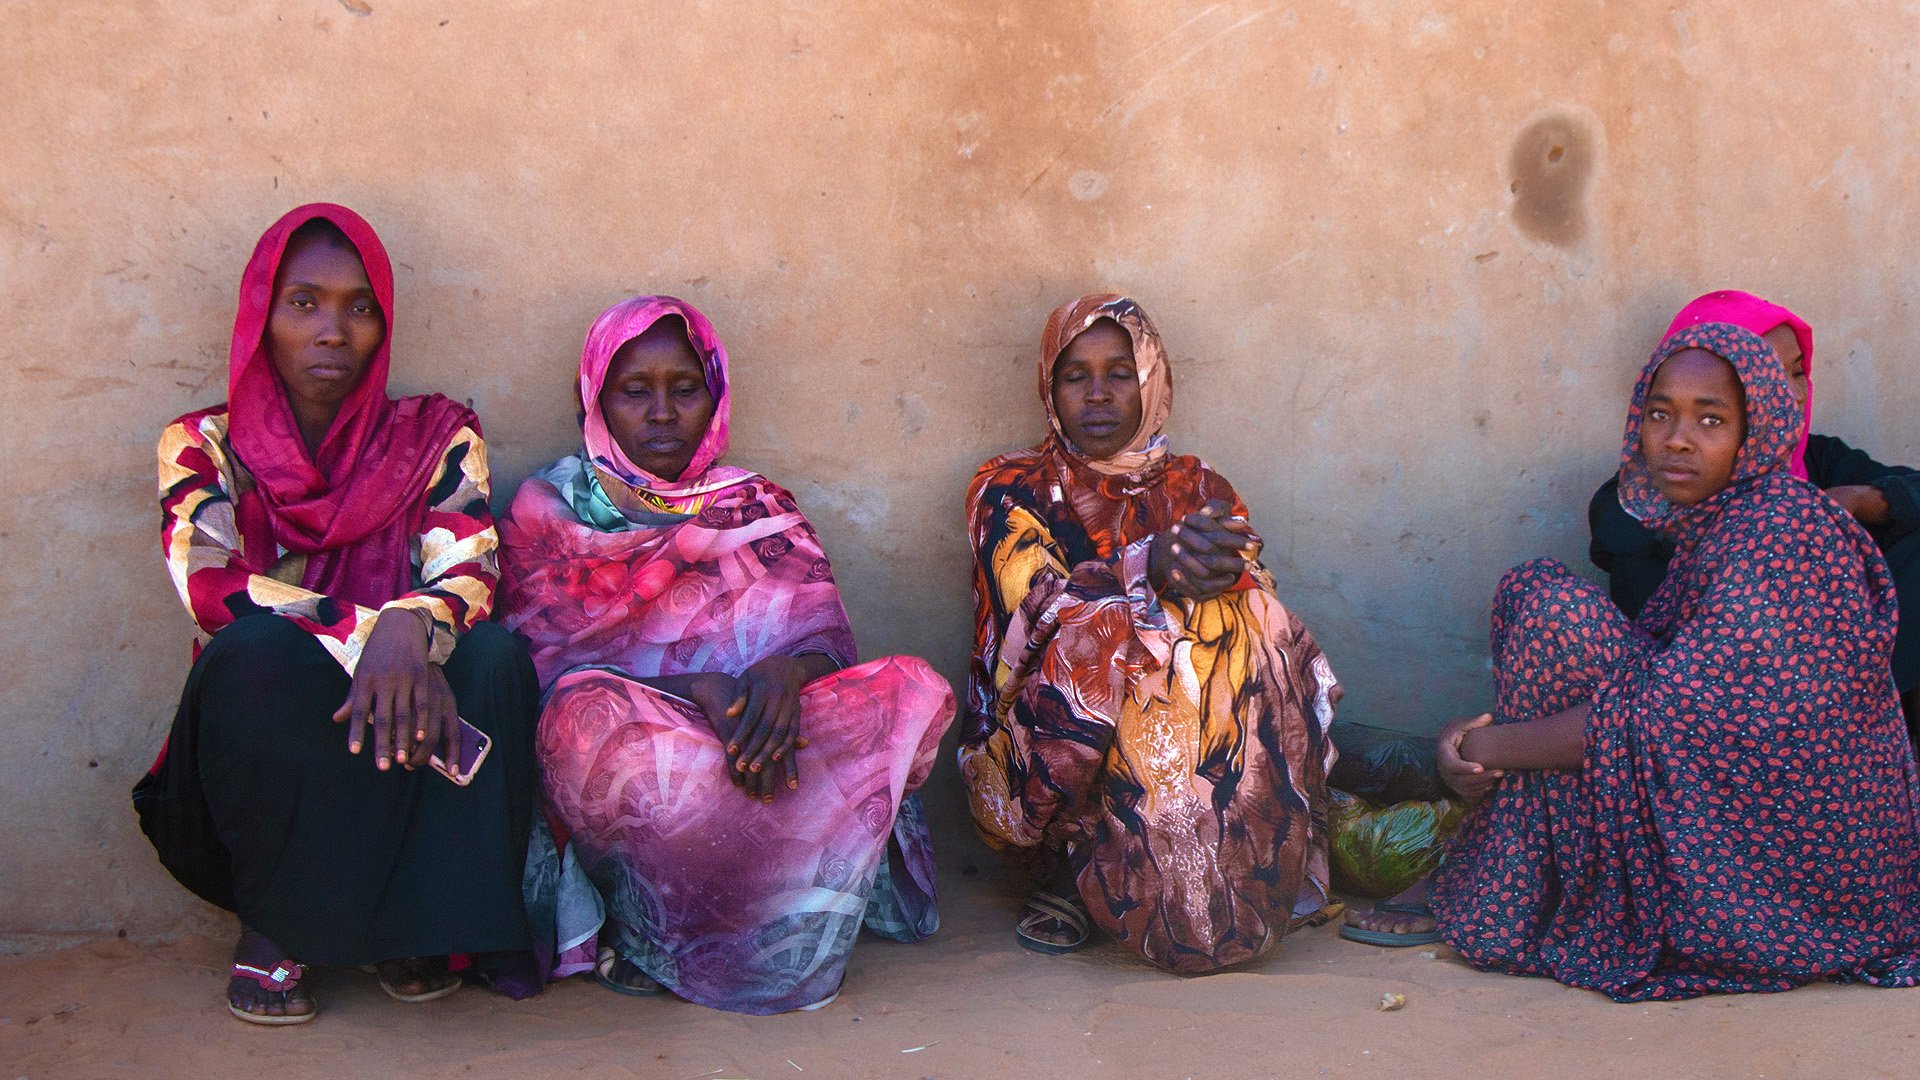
[449,619,524,666]
[195,614,340,698]
[191,616,346,752]
[1495,558,1569,606]
[200,612,323,666]
[443,622,539,714]
[1494,559,1611,626]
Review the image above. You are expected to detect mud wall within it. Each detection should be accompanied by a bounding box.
[4,0,1916,943]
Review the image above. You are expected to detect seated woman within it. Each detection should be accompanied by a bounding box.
[500,295,955,1015]
[135,204,539,1025]
[1427,322,1920,999]
[958,293,1341,973]
[1591,291,1920,736]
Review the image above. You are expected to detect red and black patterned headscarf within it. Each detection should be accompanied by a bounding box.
[1616,321,1802,537]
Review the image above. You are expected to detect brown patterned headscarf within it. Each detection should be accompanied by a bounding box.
[1040,293,1174,477]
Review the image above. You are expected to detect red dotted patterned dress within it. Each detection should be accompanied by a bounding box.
[1431,322,1920,1000]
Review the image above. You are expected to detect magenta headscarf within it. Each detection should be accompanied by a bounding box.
[578,295,757,509]
[1661,290,1814,480]
[227,203,475,608]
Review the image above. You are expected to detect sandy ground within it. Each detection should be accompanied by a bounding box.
[4,869,1918,1080]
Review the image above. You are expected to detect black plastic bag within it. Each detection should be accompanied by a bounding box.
[1328,722,1448,803]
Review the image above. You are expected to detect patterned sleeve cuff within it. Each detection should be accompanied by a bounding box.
[377,598,457,665]
[1118,536,1174,667]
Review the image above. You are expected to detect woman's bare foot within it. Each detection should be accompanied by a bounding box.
[1340,881,1439,942]
[1343,906,1437,936]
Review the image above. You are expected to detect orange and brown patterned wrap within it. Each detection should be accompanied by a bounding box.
[959,293,1340,974]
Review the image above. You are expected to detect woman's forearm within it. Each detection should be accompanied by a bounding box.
[632,673,729,701]
[1458,702,1590,771]
[638,652,837,702]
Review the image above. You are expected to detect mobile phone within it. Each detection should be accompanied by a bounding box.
[429,717,492,786]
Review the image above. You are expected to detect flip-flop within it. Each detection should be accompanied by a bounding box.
[1338,901,1442,947]
[1015,890,1091,955]
[1288,900,1348,932]
[227,959,317,1026]
[593,945,665,997]
[368,958,462,1004]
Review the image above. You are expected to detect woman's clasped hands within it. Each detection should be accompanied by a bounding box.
[1149,499,1262,602]
[686,655,836,803]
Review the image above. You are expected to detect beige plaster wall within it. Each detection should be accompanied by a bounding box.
[3,0,1916,943]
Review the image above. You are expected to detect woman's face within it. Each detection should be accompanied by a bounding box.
[1639,347,1747,506]
[266,231,385,420]
[597,318,715,481]
[1050,318,1144,460]
[1763,323,1809,416]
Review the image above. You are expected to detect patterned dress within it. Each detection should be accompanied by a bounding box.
[1431,321,1920,1000]
[502,296,955,1014]
[1587,289,1920,701]
[960,294,1339,974]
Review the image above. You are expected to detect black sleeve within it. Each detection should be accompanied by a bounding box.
[1806,434,1920,545]
[1805,433,1896,487]
[1877,473,1920,544]
[1587,473,1671,619]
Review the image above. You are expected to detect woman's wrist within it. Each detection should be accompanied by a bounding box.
[1457,726,1492,767]
[693,671,734,702]
[406,606,436,647]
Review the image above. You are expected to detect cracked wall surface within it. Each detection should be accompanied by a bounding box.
[3,0,1917,943]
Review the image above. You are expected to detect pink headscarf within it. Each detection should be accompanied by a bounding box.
[227,203,475,608]
[578,295,757,509]
[1661,290,1814,481]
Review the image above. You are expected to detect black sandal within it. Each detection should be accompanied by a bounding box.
[370,957,461,1004]
[1015,890,1091,955]
[593,944,665,996]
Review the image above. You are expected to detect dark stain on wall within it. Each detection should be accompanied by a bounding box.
[1508,110,1599,246]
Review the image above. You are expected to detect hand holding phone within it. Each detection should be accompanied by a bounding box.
[428,717,492,786]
